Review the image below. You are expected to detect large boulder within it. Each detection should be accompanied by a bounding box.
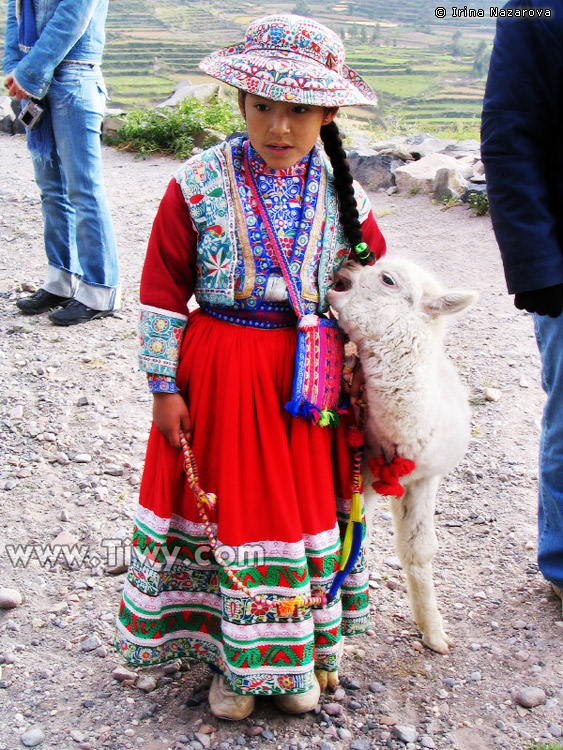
[395,153,466,195]
[444,139,481,159]
[157,81,231,108]
[347,148,406,190]
[405,133,457,159]
[102,106,127,142]
[433,166,469,200]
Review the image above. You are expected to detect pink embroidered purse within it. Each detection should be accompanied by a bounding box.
[244,142,344,426]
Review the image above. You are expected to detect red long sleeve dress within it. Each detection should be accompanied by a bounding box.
[115,138,386,697]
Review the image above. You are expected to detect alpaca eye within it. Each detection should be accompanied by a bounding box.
[381,272,396,287]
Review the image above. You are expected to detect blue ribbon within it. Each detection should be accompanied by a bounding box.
[18,0,53,162]
[19,0,38,49]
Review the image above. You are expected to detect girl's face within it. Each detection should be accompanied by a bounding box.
[239,92,337,170]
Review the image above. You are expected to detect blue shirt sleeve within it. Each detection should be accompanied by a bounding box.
[2,0,23,76]
[11,0,101,98]
[481,0,563,294]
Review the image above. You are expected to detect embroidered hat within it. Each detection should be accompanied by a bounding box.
[199,14,377,108]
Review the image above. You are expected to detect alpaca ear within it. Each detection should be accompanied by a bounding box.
[423,290,478,317]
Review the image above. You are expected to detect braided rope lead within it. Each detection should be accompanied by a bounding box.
[179,431,328,618]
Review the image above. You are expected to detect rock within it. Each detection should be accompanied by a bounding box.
[514,687,547,708]
[350,740,370,750]
[406,133,457,158]
[368,681,386,693]
[347,148,405,190]
[103,463,124,476]
[433,166,469,200]
[157,81,228,108]
[52,530,79,547]
[194,732,211,748]
[485,388,501,402]
[102,115,127,141]
[0,95,16,134]
[443,138,481,158]
[20,726,45,747]
[70,729,86,742]
[105,563,128,575]
[395,153,465,195]
[324,702,343,716]
[194,127,227,149]
[73,454,92,463]
[81,634,102,652]
[0,587,23,608]
[549,723,562,738]
[391,725,418,743]
[136,675,158,693]
[246,726,263,737]
[420,736,436,749]
[76,396,90,407]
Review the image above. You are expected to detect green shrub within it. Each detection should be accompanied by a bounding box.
[466,191,489,216]
[106,96,245,160]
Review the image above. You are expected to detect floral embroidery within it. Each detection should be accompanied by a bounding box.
[139,305,187,378]
[175,136,352,313]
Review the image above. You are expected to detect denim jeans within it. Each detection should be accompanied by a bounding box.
[30,63,120,310]
[534,312,563,589]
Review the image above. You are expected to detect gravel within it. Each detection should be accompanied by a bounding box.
[0,132,562,750]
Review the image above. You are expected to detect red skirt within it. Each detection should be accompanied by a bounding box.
[115,310,370,696]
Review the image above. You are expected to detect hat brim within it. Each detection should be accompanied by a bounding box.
[199,45,377,108]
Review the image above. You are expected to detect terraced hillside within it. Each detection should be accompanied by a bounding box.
[0,0,497,137]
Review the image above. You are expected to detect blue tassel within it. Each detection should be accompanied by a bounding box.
[327,521,363,603]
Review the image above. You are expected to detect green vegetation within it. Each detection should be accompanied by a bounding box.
[466,192,490,216]
[525,743,563,750]
[0,0,497,140]
[105,96,244,159]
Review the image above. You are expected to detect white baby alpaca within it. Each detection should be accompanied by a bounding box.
[328,258,478,654]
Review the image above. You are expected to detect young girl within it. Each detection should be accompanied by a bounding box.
[115,14,386,721]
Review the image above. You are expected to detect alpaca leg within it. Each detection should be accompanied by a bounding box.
[390,476,453,654]
[363,476,379,545]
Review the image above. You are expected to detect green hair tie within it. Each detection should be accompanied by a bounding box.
[354,242,371,261]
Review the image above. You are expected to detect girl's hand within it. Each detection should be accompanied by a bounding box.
[152,393,192,450]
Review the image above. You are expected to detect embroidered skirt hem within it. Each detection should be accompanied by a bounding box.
[114,310,370,695]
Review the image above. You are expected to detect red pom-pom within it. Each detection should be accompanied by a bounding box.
[368,454,415,498]
[347,426,364,448]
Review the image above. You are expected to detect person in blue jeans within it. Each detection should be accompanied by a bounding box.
[481,0,563,614]
[3,0,120,325]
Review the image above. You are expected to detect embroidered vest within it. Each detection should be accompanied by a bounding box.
[175,137,353,314]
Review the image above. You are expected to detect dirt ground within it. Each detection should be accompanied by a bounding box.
[0,132,562,750]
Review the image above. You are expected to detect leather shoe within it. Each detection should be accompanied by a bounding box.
[48,300,115,326]
[16,288,73,315]
[208,675,255,721]
[274,676,321,714]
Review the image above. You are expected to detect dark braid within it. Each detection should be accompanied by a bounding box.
[320,121,374,265]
